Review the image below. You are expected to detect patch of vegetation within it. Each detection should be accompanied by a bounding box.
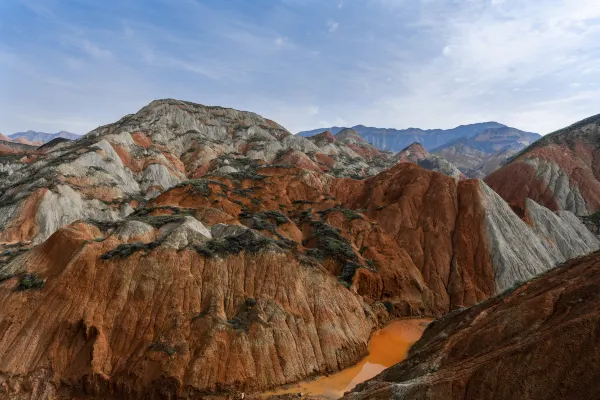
[305,221,356,262]
[383,301,393,314]
[149,341,176,356]
[246,134,266,143]
[194,230,278,258]
[130,206,195,218]
[227,298,260,330]
[133,215,186,228]
[582,211,600,224]
[339,261,361,284]
[17,273,44,291]
[298,209,313,221]
[274,149,289,160]
[100,241,162,260]
[338,279,351,289]
[176,179,229,197]
[293,199,314,205]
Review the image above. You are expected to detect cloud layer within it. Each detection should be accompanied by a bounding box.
[1,0,599,134]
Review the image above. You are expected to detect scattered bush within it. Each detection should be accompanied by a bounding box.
[133,215,185,228]
[100,241,161,260]
[17,273,44,291]
[176,179,228,197]
[339,261,361,284]
[307,221,356,262]
[195,230,278,258]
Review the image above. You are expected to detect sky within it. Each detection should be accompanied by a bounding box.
[1,0,600,136]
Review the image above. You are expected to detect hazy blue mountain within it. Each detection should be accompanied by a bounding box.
[9,130,80,143]
[297,122,528,152]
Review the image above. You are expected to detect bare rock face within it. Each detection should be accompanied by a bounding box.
[486,113,600,215]
[0,221,374,399]
[343,250,600,400]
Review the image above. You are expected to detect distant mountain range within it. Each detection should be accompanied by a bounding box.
[297,122,539,153]
[8,130,80,143]
[298,122,541,177]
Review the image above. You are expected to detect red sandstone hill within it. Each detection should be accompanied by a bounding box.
[344,250,600,400]
[0,99,598,399]
[0,161,598,398]
[485,113,600,216]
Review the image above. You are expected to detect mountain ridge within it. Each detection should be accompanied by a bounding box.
[8,130,81,143]
[297,121,537,152]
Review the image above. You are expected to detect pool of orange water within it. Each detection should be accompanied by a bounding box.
[261,318,430,399]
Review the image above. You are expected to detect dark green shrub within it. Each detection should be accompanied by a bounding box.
[307,221,356,262]
[195,230,278,258]
[17,273,44,291]
[383,301,393,314]
[100,241,161,260]
[339,261,361,284]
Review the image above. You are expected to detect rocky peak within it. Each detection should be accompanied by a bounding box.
[307,130,337,145]
[395,142,429,162]
[486,112,600,215]
[335,128,368,144]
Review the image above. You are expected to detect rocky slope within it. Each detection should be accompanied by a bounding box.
[343,249,600,400]
[486,113,600,215]
[433,127,540,178]
[0,99,596,399]
[0,101,467,246]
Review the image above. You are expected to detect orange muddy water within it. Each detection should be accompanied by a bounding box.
[261,318,430,399]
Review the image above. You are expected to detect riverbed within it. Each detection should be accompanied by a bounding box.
[261,318,430,399]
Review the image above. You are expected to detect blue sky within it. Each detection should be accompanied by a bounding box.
[1,0,600,135]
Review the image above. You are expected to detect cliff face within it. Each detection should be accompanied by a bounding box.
[0,221,374,399]
[486,113,600,215]
[343,250,600,400]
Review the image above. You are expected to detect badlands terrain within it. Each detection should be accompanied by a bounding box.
[0,99,599,399]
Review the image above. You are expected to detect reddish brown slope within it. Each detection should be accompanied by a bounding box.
[0,161,598,399]
[485,113,600,215]
[0,221,374,399]
[344,251,600,400]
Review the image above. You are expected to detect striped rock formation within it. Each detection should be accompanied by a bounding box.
[486,113,600,215]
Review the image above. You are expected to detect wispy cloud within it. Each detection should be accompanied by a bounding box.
[1,0,600,135]
[327,19,339,32]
